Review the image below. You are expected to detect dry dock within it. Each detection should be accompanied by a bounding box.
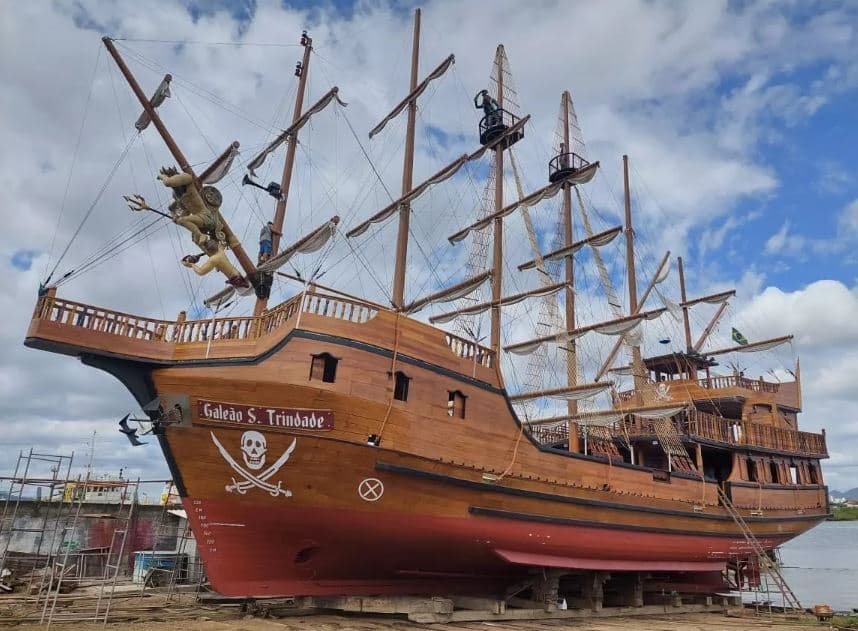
[1,613,822,631]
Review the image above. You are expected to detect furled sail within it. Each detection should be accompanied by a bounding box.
[428,282,567,324]
[200,142,240,185]
[368,55,455,139]
[526,403,689,427]
[403,271,492,315]
[706,335,793,356]
[506,307,667,356]
[509,381,612,403]
[347,116,531,239]
[135,74,171,131]
[247,87,346,176]
[448,161,599,244]
[257,216,340,273]
[518,226,622,271]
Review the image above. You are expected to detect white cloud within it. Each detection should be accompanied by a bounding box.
[764,220,807,256]
[838,199,858,235]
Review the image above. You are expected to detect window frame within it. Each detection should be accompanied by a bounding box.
[309,352,340,383]
[393,370,410,402]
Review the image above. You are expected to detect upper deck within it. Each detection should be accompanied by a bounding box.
[25,290,499,386]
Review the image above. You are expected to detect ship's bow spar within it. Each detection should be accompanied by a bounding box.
[25,14,828,600]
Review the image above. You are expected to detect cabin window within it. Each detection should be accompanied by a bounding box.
[789,464,799,485]
[447,390,466,419]
[393,371,410,402]
[808,464,819,485]
[310,352,338,383]
[746,458,758,482]
[769,460,780,484]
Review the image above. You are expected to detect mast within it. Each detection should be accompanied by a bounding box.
[561,91,577,415]
[392,8,421,309]
[255,31,313,315]
[623,155,645,392]
[677,255,692,352]
[102,37,258,279]
[490,45,505,354]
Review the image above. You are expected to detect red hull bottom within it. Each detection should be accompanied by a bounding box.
[184,497,788,597]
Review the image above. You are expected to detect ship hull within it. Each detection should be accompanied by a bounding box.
[184,495,795,597]
[23,295,830,598]
[166,425,819,598]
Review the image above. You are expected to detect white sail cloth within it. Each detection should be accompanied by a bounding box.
[405,272,492,315]
[348,117,530,239]
[548,382,612,401]
[429,283,566,324]
[247,88,347,177]
[368,55,455,139]
[449,162,598,244]
[507,310,665,356]
[135,75,171,131]
[518,227,621,271]
[201,143,240,185]
[735,338,790,353]
[257,218,339,273]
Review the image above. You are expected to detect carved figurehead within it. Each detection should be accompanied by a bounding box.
[182,239,250,288]
[157,166,229,247]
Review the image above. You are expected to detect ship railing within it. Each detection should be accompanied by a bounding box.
[618,408,827,457]
[698,374,780,393]
[33,292,497,369]
[302,293,377,324]
[687,409,827,457]
[444,333,494,368]
[33,296,173,341]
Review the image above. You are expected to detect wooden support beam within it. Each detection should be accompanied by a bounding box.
[391,8,421,309]
[694,301,728,351]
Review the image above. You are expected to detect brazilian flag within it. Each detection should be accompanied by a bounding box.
[732,327,748,346]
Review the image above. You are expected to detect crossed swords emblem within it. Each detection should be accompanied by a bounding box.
[210,432,296,498]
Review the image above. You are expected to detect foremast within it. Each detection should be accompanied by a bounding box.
[253,31,314,315]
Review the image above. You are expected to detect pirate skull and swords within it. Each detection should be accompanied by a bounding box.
[210,431,296,498]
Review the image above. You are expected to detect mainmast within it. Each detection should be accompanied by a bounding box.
[622,155,645,393]
[560,91,577,415]
[677,255,693,351]
[254,31,313,315]
[391,9,421,309]
[490,45,505,354]
[102,37,258,283]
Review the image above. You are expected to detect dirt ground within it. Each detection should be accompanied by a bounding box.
[3,613,822,631]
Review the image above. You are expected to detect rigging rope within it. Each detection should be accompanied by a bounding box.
[45,43,102,281]
[47,133,138,283]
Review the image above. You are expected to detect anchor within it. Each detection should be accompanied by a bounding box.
[242,174,283,200]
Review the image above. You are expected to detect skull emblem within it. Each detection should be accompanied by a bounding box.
[240,431,267,470]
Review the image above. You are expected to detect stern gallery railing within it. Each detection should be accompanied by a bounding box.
[32,293,494,367]
[530,408,826,458]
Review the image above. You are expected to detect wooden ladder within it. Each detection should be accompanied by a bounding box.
[717,486,804,615]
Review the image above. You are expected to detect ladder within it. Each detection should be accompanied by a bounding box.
[717,486,804,615]
[652,418,697,472]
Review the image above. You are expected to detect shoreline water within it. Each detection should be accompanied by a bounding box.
[777,520,858,611]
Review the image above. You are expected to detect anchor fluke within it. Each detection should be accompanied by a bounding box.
[118,413,148,446]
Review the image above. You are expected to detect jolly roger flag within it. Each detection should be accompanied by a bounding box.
[732,327,749,346]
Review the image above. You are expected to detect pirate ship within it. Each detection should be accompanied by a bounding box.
[25,11,829,601]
